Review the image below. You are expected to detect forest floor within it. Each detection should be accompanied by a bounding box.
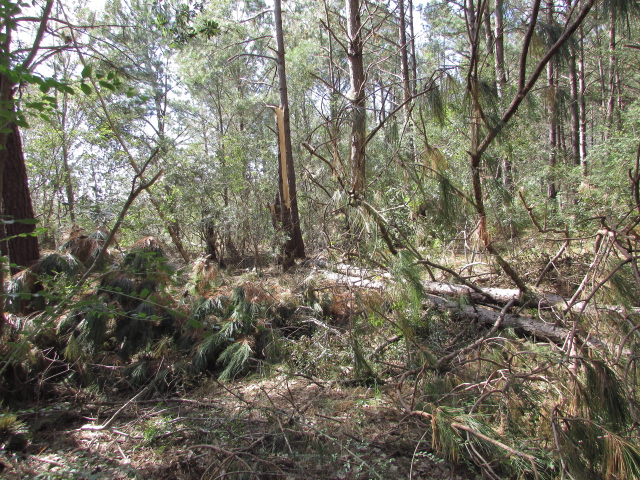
[0,251,565,479]
[0,373,477,479]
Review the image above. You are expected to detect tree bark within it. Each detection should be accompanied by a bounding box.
[606,6,616,137]
[1,123,40,275]
[546,0,557,201]
[398,0,415,163]
[407,0,418,95]
[0,0,52,334]
[59,90,76,223]
[274,0,305,270]
[493,0,506,98]
[346,0,367,196]
[568,42,580,167]
[424,294,605,350]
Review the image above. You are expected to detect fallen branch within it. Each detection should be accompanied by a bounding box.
[450,422,540,479]
[424,294,605,351]
[80,388,147,431]
[435,299,516,370]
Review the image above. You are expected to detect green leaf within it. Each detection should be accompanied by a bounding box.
[80,83,92,95]
[188,317,204,329]
[98,80,115,91]
[39,84,50,93]
[81,65,92,78]
[25,101,47,111]
[14,117,29,128]
[14,218,40,225]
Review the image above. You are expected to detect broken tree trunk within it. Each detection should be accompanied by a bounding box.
[424,294,605,351]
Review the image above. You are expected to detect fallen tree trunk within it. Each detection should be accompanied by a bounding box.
[422,281,640,316]
[423,280,522,303]
[313,266,617,353]
[421,280,569,307]
[424,294,606,351]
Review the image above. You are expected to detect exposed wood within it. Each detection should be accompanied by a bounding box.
[424,294,605,351]
[275,107,291,209]
[273,0,305,268]
[346,0,366,196]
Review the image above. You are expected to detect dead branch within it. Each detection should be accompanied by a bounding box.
[424,294,605,351]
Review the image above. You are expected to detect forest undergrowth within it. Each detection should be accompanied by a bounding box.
[1,226,640,480]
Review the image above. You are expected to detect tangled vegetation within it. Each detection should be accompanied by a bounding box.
[2,0,640,478]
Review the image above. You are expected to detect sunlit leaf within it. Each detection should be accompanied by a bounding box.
[81,65,92,78]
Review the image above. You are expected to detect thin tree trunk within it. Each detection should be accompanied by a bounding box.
[606,6,616,137]
[492,0,511,189]
[407,0,418,95]
[59,91,76,223]
[569,49,580,168]
[494,0,506,97]
[546,0,557,201]
[484,1,494,55]
[274,0,305,270]
[346,0,367,196]
[578,25,588,174]
[398,0,414,162]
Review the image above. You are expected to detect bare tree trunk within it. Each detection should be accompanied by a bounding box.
[59,90,76,223]
[546,0,557,201]
[323,0,344,178]
[606,6,616,137]
[398,0,415,162]
[578,25,588,174]
[407,0,418,95]
[483,1,494,55]
[0,0,53,335]
[274,0,305,270]
[494,0,506,98]
[1,123,40,274]
[568,49,580,167]
[346,0,367,196]
[492,0,511,190]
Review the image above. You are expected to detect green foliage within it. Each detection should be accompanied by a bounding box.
[76,304,110,354]
[117,302,156,358]
[217,339,253,381]
[193,333,223,372]
[34,252,84,277]
[581,359,630,429]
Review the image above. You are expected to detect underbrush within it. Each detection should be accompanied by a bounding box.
[2,232,640,479]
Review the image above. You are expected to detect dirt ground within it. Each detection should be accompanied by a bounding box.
[0,374,479,479]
